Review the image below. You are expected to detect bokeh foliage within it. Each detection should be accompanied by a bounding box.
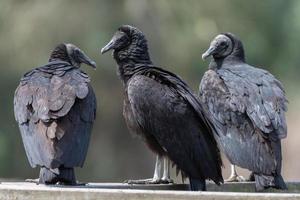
[0,0,299,182]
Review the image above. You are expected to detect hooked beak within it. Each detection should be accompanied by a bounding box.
[79,52,97,69]
[101,39,115,54]
[202,45,217,60]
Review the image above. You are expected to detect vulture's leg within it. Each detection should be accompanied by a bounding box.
[225,165,245,182]
[152,155,163,182]
[125,155,166,184]
[161,157,174,183]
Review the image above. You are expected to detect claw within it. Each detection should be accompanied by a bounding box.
[225,174,245,182]
[25,178,40,184]
[124,178,153,184]
[161,178,174,184]
[125,156,174,185]
[124,177,172,185]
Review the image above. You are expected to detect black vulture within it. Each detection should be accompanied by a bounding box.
[200,33,287,191]
[101,25,223,191]
[14,43,97,185]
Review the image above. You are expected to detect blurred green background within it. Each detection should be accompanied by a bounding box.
[0,0,299,182]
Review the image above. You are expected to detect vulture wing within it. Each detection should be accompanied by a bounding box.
[127,67,222,184]
[14,61,96,169]
[218,64,287,140]
[199,66,286,174]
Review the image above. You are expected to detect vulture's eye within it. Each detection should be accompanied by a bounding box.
[220,41,226,46]
[75,49,81,55]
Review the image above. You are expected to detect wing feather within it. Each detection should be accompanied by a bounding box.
[199,69,277,174]
[218,65,287,139]
[14,62,96,169]
[199,66,287,174]
[127,74,222,183]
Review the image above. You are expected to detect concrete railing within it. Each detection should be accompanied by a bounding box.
[0,182,299,200]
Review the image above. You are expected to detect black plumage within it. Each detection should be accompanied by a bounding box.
[200,33,287,191]
[101,25,223,191]
[14,43,97,185]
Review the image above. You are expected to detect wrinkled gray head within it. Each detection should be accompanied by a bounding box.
[101,25,151,64]
[49,43,96,68]
[101,25,146,54]
[202,33,245,62]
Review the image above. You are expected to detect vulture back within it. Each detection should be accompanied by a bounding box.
[14,61,96,169]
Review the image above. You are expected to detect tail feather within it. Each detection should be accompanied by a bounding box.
[274,174,288,190]
[39,167,76,185]
[254,140,287,191]
[189,178,206,191]
[254,174,287,191]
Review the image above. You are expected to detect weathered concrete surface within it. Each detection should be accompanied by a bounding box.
[85,182,300,193]
[207,182,300,193]
[0,182,299,200]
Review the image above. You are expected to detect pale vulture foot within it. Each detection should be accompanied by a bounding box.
[124,177,166,184]
[161,177,174,184]
[225,164,245,182]
[225,174,245,182]
[25,178,39,184]
[124,155,174,185]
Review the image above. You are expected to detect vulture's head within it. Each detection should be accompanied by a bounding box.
[49,43,96,68]
[202,33,245,62]
[101,25,151,64]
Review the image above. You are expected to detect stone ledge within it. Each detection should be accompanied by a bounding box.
[0,182,299,200]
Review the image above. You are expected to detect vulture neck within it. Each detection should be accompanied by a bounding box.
[114,38,153,84]
[209,43,245,70]
[49,44,72,64]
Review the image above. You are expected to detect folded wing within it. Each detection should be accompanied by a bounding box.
[14,63,96,168]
